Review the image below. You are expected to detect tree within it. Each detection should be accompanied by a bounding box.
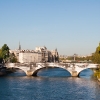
[0,44,10,63]
[92,43,100,64]
[9,53,17,63]
[0,44,18,63]
[0,49,3,63]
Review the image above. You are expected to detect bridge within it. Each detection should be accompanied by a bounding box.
[5,63,99,77]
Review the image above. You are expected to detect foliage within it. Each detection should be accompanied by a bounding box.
[93,68,100,78]
[0,44,17,63]
[0,49,3,63]
[60,56,92,62]
[92,43,100,64]
[9,53,17,63]
[0,44,10,63]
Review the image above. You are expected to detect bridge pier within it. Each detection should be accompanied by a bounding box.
[26,70,34,76]
[71,71,78,77]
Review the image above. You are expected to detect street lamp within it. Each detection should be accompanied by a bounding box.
[54,55,55,63]
[73,54,76,61]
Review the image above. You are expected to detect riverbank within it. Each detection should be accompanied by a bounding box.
[93,69,100,82]
[0,68,15,76]
[97,75,100,82]
[0,63,15,76]
[0,64,6,76]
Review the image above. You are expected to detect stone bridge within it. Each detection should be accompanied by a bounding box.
[6,63,99,77]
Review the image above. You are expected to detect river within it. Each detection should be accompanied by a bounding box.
[0,68,100,100]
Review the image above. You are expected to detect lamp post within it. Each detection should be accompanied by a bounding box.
[54,55,55,63]
[74,54,76,61]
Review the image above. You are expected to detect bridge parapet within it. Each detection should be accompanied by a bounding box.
[6,63,16,68]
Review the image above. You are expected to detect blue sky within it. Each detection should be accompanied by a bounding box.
[0,0,100,55]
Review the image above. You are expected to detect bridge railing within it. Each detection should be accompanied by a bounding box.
[6,63,36,68]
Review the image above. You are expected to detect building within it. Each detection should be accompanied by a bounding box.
[35,46,48,62]
[9,43,59,63]
[51,48,59,62]
[35,47,59,62]
[9,42,21,62]
[19,50,42,63]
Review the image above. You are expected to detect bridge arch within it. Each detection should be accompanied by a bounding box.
[78,68,93,77]
[32,64,72,76]
[6,63,31,76]
[8,66,30,75]
[76,64,98,77]
[70,63,99,77]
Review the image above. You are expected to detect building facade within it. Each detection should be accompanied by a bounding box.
[19,50,42,63]
[51,48,59,62]
[35,46,48,62]
[9,44,59,63]
[35,46,59,63]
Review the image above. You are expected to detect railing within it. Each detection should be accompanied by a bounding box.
[5,62,98,69]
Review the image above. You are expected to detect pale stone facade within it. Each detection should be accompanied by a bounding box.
[9,45,59,63]
[35,46,48,62]
[35,46,59,62]
[51,48,59,62]
[19,50,42,63]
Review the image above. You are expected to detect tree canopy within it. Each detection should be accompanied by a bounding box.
[0,44,18,63]
[0,44,10,63]
[92,43,100,64]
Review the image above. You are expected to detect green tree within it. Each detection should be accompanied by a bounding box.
[0,49,3,63]
[0,44,18,63]
[0,44,10,63]
[92,43,100,64]
[9,53,17,63]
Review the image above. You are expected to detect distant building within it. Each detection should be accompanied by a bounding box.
[9,42,22,62]
[48,51,53,62]
[35,47,59,62]
[19,50,42,63]
[50,48,59,62]
[9,44,59,63]
[35,46,48,62]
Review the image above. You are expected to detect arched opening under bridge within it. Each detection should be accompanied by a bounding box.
[78,68,94,78]
[7,67,26,77]
[33,67,71,77]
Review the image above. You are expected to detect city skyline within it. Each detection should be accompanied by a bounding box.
[0,0,100,55]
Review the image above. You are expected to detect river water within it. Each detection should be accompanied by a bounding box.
[0,68,100,100]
